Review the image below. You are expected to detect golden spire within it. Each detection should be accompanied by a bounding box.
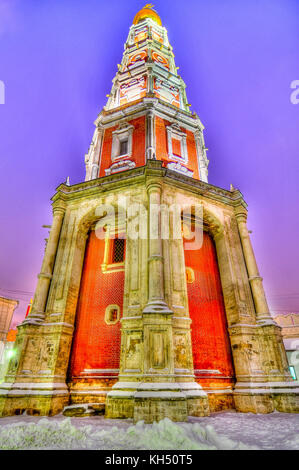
[133,4,162,26]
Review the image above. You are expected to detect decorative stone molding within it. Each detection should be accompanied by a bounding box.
[166,123,188,163]
[111,122,134,162]
[37,273,52,280]
[167,161,193,178]
[105,160,136,176]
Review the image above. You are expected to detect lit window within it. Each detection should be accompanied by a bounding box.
[120,139,128,156]
[166,123,188,163]
[186,267,195,284]
[110,309,118,322]
[110,123,134,164]
[105,304,120,325]
[289,365,297,380]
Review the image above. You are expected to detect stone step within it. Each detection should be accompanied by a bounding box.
[63,403,105,417]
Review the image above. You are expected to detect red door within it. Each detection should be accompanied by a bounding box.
[69,230,125,379]
[184,231,235,390]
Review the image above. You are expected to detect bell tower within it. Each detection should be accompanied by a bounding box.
[0,6,298,422]
[85,4,209,182]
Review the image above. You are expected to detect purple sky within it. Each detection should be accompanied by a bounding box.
[0,0,298,327]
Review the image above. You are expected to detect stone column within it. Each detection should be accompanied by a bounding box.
[145,111,156,160]
[235,210,272,323]
[91,125,104,179]
[85,125,104,181]
[143,182,172,314]
[234,209,299,414]
[90,164,99,180]
[28,206,65,323]
[194,129,208,183]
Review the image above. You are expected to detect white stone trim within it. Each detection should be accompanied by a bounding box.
[166,123,188,163]
[167,162,193,178]
[194,129,209,183]
[105,159,136,176]
[111,123,134,162]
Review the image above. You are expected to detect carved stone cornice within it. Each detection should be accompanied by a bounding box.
[51,160,247,211]
[99,97,199,132]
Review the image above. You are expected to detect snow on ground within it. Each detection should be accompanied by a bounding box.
[0,411,298,450]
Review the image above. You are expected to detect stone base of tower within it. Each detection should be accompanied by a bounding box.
[206,390,235,412]
[68,377,117,406]
[0,382,69,417]
[196,376,235,412]
[105,382,210,423]
[233,381,299,413]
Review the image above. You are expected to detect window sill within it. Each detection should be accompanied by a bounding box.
[101,262,125,274]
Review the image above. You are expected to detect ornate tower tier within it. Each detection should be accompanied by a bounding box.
[85,5,209,183]
[0,6,298,421]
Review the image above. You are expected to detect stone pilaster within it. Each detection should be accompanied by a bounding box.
[143,182,171,314]
[235,209,271,323]
[26,206,65,323]
[85,124,104,181]
[145,110,156,160]
[194,129,209,183]
[232,207,299,413]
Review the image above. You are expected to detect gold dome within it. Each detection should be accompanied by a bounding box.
[133,4,162,26]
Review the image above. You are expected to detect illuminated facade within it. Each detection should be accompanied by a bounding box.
[0,6,298,422]
[0,296,18,378]
[0,329,17,383]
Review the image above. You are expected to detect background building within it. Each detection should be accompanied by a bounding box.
[0,297,18,381]
[274,313,299,381]
[0,329,17,383]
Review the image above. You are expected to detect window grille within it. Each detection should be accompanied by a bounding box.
[120,139,128,156]
[110,309,118,322]
[112,238,125,263]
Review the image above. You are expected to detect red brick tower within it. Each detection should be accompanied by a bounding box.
[71,5,213,419]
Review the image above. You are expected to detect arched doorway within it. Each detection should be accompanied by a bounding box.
[68,227,125,388]
[183,225,235,392]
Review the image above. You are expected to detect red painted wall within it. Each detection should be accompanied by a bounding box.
[155,116,200,179]
[69,230,124,377]
[98,115,200,179]
[99,116,146,177]
[184,231,235,388]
